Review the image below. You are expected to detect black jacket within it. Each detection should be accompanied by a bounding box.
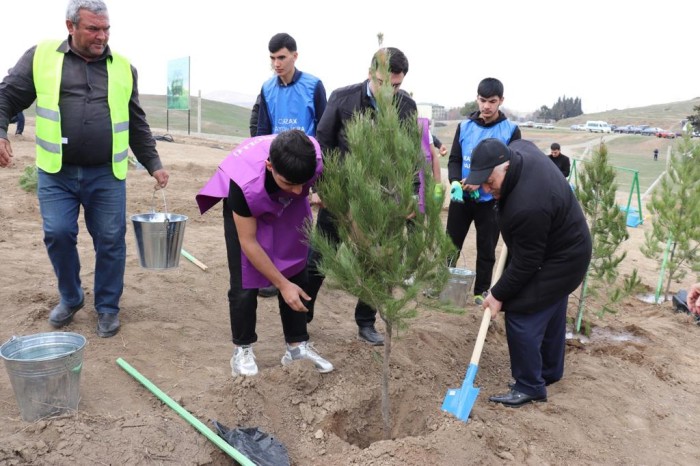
[490,140,591,313]
[316,80,417,156]
[548,153,571,178]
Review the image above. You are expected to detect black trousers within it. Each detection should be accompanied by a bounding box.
[505,295,568,398]
[445,199,499,295]
[306,207,376,328]
[223,201,309,346]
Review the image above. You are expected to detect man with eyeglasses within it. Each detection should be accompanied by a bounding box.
[304,47,417,346]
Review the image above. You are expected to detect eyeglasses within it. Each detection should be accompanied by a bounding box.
[376,78,402,89]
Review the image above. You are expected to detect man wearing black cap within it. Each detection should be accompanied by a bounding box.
[466,138,591,407]
[548,143,570,178]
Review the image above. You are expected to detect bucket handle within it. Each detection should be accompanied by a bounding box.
[151,188,169,215]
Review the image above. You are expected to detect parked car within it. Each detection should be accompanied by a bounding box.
[615,125,633,133]
[584,121,612,133]
[570,124,583,131]
[544,123,555,129]
[656,129,676,139]
[641,127,663,136]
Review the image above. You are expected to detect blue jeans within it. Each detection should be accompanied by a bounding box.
[9,112,24,134]
[38,165,126,315]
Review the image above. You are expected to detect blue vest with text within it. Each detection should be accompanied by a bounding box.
[459,119,518,202]
[262,73,319,135]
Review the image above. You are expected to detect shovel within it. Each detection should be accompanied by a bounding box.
[441,244,508,422]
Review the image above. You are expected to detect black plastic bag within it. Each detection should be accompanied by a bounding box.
[213,420,290,466]
[673,290,699,324]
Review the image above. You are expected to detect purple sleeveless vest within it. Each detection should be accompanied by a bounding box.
[196,135,323,288]
[417,118,433,213]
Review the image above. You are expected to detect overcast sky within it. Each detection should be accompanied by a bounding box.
[2,0,697,114]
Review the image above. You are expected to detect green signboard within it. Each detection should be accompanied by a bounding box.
[167,57,190,110]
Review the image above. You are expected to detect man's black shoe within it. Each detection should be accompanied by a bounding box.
[488,389,546,407]
[358,326,384,346]
[48,300,85,328]
[258,286,279,298]
[97,313,120,338]
[508,379,557,390]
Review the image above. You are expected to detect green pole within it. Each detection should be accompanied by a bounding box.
[654,237,673,304]
[116,358,255,466]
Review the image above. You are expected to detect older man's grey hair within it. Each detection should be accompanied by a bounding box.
[66,0,108,25]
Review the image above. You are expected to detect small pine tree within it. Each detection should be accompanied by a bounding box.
[642,135,700,300]
[574,142,640,332]
[308,51,454,438]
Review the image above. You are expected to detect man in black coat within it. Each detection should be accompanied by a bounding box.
[464,138,592,407]
[305,47,417,346]
[548,142,570,178]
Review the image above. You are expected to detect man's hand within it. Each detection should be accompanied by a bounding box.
[0,138,13,168]
[279,281,311,313]
[152,168,169,189]
[688,283,700,315]
[309,192,323,207]
[438,144,448,157]
[482,293,503,319]
[450,181,464,203]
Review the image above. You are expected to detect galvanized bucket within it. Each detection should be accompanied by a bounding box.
[131,189,187,270]
[1,332,87,421]
[439,267,476,307]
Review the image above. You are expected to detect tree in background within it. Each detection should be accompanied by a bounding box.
[308,52,454,438]
[534,95,583,121]
[642,135,700,300]
[574,142,640,333]
[459,100,478,116]
[686,104,700,132]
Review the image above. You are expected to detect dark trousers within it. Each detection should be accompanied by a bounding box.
[445,199,499,295]
[223,201,309,346]
[9,112,24,134]
[505,295,569,398]
[306,207,376,328]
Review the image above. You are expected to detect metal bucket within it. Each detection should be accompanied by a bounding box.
[439,267,476,307]
[131,189,187,270]
[1,332,87,421]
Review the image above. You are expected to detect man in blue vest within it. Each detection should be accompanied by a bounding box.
[446,78,521,305]
[0,0,168,338]
[253,32,327,298]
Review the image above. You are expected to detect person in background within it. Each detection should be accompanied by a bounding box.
[9,111,24,135]
[446,77,521,305]
[465,138,591,407]
[548,142,570,178]
[432,133,448,156]
[688,283,700,315]
[196,130,333,377]
[305,47,417,346]
[253,32,327,298]
[248,94,261,137]
[653,148,659,161]
[0,0,168,338]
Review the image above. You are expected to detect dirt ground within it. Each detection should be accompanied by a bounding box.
[1,123,700,465]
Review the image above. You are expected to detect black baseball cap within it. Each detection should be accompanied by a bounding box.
[464,138,511,185]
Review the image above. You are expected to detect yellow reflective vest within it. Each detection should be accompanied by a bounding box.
[33,40,133,179]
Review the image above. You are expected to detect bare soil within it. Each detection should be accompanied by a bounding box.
[1,124,699,465]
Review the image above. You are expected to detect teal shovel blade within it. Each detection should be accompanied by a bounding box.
[441,363,480,422]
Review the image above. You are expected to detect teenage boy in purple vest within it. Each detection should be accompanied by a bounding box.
[196,130,333,377]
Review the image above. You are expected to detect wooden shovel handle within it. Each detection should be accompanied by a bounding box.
[469,244,508,366]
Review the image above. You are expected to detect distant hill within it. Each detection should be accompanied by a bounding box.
[138,94,252,138]
[559,97,700,131]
